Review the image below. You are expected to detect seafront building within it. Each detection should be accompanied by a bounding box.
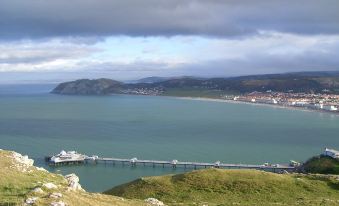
[226,92,339,113]
[323,148,339,159]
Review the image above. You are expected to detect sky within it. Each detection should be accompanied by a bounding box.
[0,0,339,83]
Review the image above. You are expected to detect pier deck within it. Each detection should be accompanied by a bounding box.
[88,157,296,172]
[46,152,296,172]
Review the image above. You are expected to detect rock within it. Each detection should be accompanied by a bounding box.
[32,187,44,194]
[10,152,34,172]
[43,182,58,189]
[25,197,38,205]
[65,173,84,191]
[144,198,165,206]
[12,152,34,166]
[50,201,66,206]
[50,192,63,198]
[36,167,48,172]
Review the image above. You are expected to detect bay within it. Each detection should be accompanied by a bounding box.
[0,84,338,192]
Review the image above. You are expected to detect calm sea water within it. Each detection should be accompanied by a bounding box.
[1,84,339,192]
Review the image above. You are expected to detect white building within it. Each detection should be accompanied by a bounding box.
[314,103,323,110]
[322,105,338,111]
[255,98,278,104]
[50,150,86,163]
[323,148,339,159]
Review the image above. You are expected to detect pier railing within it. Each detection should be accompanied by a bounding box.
[46,154,296,173]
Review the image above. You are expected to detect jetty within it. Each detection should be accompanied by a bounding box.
[46,151,297,173]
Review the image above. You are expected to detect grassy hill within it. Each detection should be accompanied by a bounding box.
[52,71,339,95]
[106,168,339,206]
[3,148,338,206]
[0,150,145,206]
[300,156,339,175]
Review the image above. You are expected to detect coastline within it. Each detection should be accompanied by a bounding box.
[169,96,339,116]
[52,91,339,116]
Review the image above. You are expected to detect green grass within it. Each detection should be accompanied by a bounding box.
[0,150,145,206]
[106,168,339,206]
[301,156,339,175]
[3,149,339,206]
[0,150,66,204]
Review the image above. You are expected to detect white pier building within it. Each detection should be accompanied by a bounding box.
[50,150,86,164]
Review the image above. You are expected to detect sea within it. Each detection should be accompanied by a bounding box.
[0,84,339,192]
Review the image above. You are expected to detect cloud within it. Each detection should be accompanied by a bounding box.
[1,33,339,81]
[0,0,338,40]
[0,39,99,71]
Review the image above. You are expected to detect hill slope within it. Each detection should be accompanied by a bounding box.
[106,168,339,206]
[0,150,146,206]
[300,156,339,175]
[52,72,339,95]
[52,78,123,95]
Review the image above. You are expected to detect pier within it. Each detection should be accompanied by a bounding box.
[46,151,297,173]
[91,157,296,172]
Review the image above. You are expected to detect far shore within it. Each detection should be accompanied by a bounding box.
[170,96,339,116]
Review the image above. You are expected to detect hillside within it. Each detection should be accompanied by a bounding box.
[51,71,339,95]
[106,168,339,206]
[300,156,339,175]
[1,149,339,206]
[52,78,123,95]
[0,149,147,206]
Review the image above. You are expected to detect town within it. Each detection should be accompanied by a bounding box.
[223,91,339,113]
[120,87,164,96]
[117,86,339,113]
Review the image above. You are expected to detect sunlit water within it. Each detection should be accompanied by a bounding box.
[0,84,339,192]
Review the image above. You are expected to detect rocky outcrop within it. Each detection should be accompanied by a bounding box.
[65,173,84,191]
[144,198,165,206]
[10,151,34,172]
[43,182,58,189]
[25,197,38,205]
[0,149,145,206]
[32,187,44,194]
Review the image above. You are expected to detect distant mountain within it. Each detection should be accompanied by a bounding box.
[129,76,172,84]
[52,71,339,95]
[51,78,123,95]
[129,76,204,83]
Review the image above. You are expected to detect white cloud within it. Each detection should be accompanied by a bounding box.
[0,32,339,82]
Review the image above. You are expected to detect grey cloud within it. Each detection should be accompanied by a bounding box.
[0,43,98,64]
[179,48,339,77]
[1,48,339,83]
[0,0,339,39]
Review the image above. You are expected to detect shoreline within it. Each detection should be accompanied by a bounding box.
[169,96,339,116]
[51,92,339,116]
